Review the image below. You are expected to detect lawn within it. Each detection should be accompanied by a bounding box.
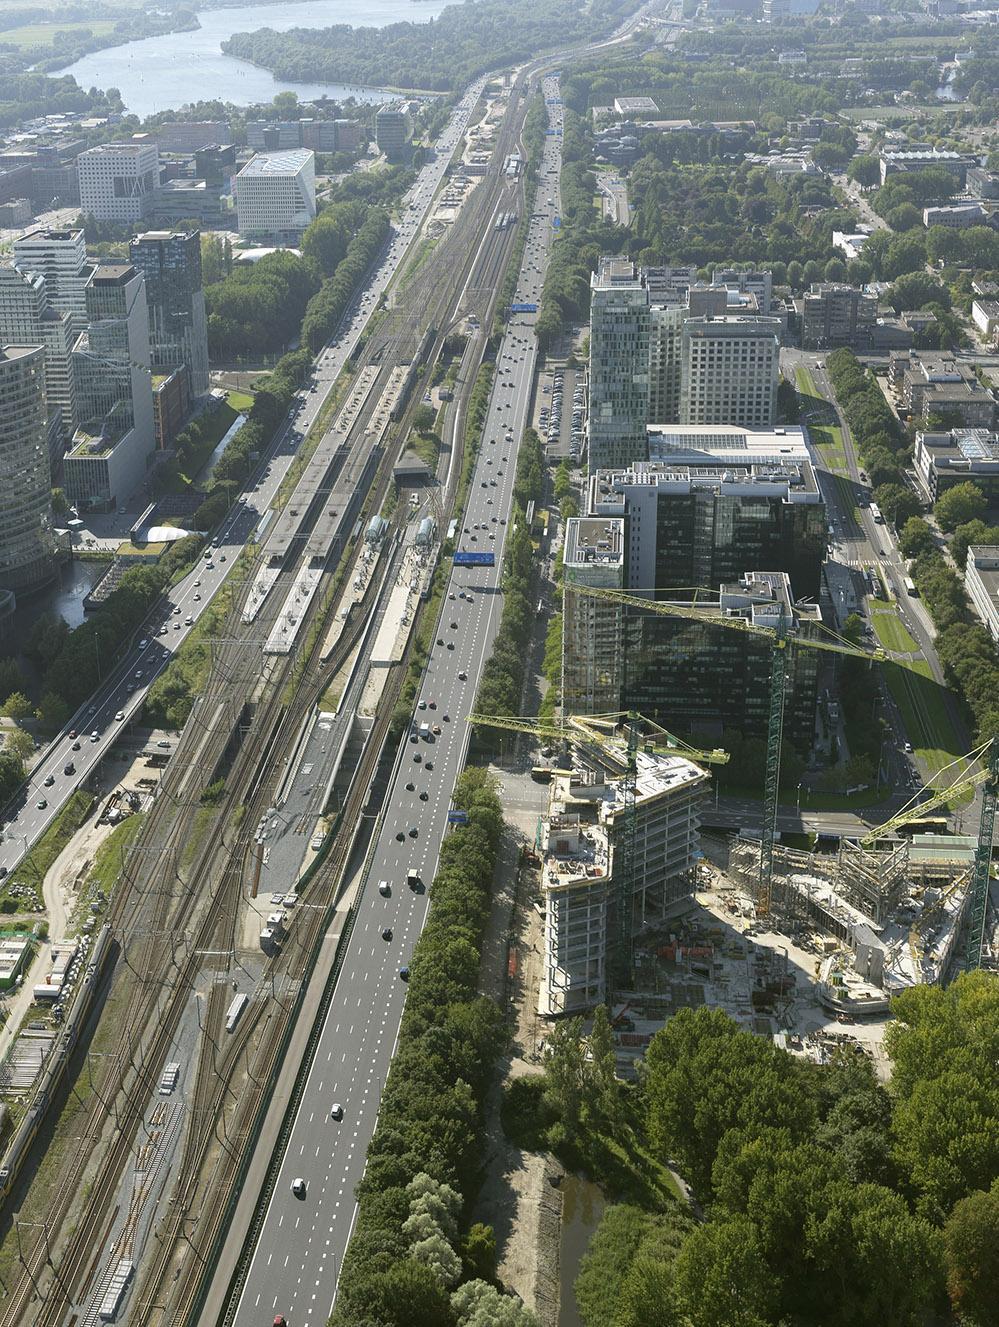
[70,814,143,934]
[0,18,116,47]
[883,658,965,782]
[870,608,918,654]
[795,367,849,475]
[227,390,255,414]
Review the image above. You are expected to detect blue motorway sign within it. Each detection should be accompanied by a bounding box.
[454,550,496,566]
[510,302,538,313]
[448,810,470,825]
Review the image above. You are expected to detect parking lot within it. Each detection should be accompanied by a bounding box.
[534,365,586,463]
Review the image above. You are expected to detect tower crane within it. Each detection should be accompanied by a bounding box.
[468,711,728,984]
[854,737,998,971]
[566,582,886,915]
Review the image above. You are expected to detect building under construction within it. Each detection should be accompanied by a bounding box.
[538,745,709,1015]
[726,833,976,997]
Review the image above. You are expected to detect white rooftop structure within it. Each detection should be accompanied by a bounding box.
[233,149,316,241]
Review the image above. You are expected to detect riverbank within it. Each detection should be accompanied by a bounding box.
[55,0,449,116]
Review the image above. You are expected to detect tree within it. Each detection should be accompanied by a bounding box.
[847,154,881,188]
[4,726,33,762]
[842,613,864,645]
[411,403,436,432]
[899,516,936,559]
[1,692,33,721]
[0,658,25,706]
[873,482,921,527]
[935,481,987,533]
[544,1017,588,1130]
[943,1182,999,1325]
[50,486,69,516]
[671,1216,776,1327]
[452,1281,538,1327]
[588,1003,619,1123]
[460,1224,497,1282]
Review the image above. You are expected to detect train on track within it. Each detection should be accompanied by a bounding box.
[0,922,112,1203]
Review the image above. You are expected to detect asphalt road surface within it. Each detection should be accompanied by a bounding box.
[234,74,565,1327]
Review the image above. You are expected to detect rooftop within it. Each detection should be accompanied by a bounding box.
[564,516,624,568]
[237,149,314,178]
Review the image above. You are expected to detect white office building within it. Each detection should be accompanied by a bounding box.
[12,227,89,329]
[77,143,160,223]
[64,264,154,509]
[679,315,780,428]
[233,150,316,242]
[0,345,55,594]
[965,545,999,643]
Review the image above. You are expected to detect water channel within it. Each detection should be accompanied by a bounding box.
[58,0,449,117]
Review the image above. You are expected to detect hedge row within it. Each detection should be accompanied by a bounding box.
[470,509,536,742]
[301,208,390,353]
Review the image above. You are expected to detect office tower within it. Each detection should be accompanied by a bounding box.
[592,425,826,596]
[129,230,209,396]
[562,516,626,715]
[0,345,55,594]
[233,150,316,243]
[801,283,877,350]
[679,315,780,427]
[0,265,78,461]
[588,258,651,471]
[562,525,821,744]
[648,303,684,424]
[77,143,160,222]
[334,120,361,152]
[64,264,154,509]
[12,227,89,328]
[375,104,412,162]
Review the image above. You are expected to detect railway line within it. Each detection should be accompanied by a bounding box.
[0,75,532,1326]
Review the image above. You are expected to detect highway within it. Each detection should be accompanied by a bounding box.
[0,83,485,882]
[234,74,565,1327]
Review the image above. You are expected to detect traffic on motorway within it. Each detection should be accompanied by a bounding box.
[236,74,565,1327]
[0,84,487,882]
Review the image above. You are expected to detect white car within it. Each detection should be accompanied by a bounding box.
[292,1178,307,1197]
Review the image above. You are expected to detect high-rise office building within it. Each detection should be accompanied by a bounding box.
[679,315,780,428]
[77,143,160,223]
[562,526,820,745]
[587,258,782,470]
[129,230,209,396]
[375,104,412,162]
[0,344,55,594]
[0,265,77,462]
[233,149,316,242]
[588,259,652,471]
[65,264,154,509]
[12,226,89,328]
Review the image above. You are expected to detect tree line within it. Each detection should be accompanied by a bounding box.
[330,768,536,1327]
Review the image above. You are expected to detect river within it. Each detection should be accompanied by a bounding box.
[57,0,449,118]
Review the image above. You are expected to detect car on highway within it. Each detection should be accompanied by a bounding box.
[115,711,125,722]
[90,731,99,742]
[36,798,47,810]
[43,774,54,787]
[330,1103,344,1120]
[378,880,391,896]
[292,1178,307,1198]
[64,762,75,775]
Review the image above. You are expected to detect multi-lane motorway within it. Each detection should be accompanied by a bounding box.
[0,84,485,881]
[235,74,565,1327]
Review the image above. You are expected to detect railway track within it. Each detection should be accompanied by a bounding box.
[1,82,531,1327]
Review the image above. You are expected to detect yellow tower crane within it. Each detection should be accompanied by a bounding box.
[565,583,886,915]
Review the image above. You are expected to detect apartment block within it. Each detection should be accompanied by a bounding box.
[879,148,975,186]
[894,353,995,429]
[800,282,877,349]
[77,143,160,222]
[966,166,999,200]
[923,203,987,229]
[588,259,652,471]
[914,428,999,501]
[12,227,89,328]
[562,516,626,715]
[233,149,316,242]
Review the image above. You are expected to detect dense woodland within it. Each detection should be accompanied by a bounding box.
[222,0,642,93]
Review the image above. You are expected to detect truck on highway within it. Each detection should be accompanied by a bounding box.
[419,721,431,740]
[407,869,421,890]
